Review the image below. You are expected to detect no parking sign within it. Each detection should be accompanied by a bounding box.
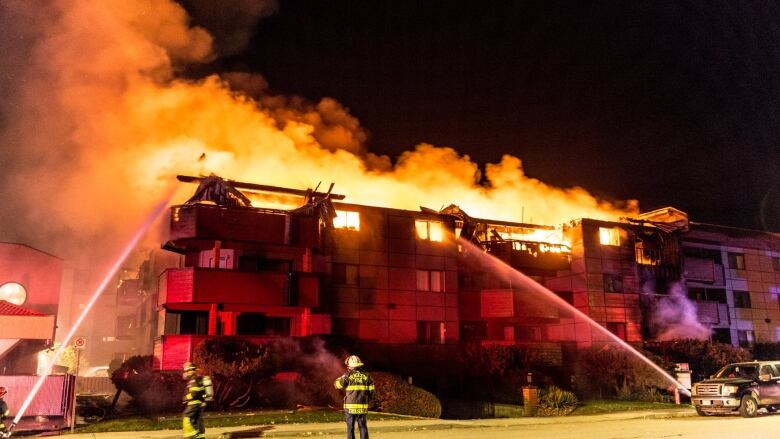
[73,336,86,349]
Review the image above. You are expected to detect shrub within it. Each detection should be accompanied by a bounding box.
[753,342,780,361]
[371,372,442,418]
[644,340,751,380]
[574,345,672,400]
[111,355,184,414]
[538,385,578,416]
[193,337,277,409]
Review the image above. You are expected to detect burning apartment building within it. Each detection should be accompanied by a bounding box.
[137,176,780,371]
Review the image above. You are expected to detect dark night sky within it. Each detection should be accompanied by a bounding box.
[193,1,780,230]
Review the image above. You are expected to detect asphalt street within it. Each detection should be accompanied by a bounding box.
[63,409,780,439]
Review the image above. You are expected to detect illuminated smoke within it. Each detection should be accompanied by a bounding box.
[647,282,711,341]
[0,0,638,269]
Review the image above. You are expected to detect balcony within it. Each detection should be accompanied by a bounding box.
[477,289,559,320]
[159,267,320,307]
[169,204,320,247]
[482,241,571,274]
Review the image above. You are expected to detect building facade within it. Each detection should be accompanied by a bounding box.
[147,178,780,370]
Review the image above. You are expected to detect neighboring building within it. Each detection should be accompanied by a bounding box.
[0,243,62,374]
[146,177,780,371]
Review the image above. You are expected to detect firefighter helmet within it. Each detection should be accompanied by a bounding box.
[345,355,363,368]
[0,387,6,397]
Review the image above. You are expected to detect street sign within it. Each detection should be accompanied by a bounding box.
[73,336,86,349]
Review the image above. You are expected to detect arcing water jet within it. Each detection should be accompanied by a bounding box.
[7,189,175,435]
[458,238,691,396]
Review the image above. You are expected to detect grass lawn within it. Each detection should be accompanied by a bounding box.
[571,400,689,416]
[74,410,408,434]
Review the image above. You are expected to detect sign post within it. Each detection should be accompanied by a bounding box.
[70,337,86,433]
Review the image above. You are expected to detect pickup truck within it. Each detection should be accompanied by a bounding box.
[692,361,780,417]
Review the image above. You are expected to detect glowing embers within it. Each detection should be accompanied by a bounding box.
[599,226,621,246]
[415,220,443,242]
[333,210,360,230]
[0,282,27,305]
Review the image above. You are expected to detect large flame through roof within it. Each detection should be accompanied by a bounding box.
[0,0,637,263]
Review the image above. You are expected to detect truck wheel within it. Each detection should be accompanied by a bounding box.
[739,394,759,418]
[695,406,711,416]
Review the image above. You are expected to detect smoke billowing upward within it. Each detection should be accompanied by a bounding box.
[646,282,711,341]
[0,0,638,267]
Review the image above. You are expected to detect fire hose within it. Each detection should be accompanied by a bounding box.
[2,422,14,438]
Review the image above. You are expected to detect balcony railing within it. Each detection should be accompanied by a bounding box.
[159,267,319,307]
[169,204,320,247]
[481,240,571,273]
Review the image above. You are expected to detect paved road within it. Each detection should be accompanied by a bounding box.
[65,410,780,439]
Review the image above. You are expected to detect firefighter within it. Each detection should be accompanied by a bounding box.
[333,355,374,439]
[182,362,212,439]
[0,387,8,437]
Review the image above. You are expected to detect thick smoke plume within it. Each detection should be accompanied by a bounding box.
[646,282,711,341]
[0,0,638,266]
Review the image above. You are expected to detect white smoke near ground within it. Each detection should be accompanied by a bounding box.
[646,281,711,341]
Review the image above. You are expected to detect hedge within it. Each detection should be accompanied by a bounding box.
[371,372,442,418]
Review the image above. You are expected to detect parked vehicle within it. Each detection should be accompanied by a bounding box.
[692,361,780,417]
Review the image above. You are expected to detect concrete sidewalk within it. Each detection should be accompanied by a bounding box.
[60,408,696,439]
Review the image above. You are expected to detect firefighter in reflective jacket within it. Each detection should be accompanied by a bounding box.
[334,355,374,439]
[182,362,212,439]
[0,387,9,437]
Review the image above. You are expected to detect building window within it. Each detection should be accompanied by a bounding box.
[599,227,620,246]
[416,270,444,292]
[417,321,445,344]
[333,263,359,285]
[728,252,745,270]
[165,311,208,335]
[516,326,544,342]
[687,287,727,304]
[711,328,732,344]
[236,313,290,336]
[555,291,575,318]
[415,220,444,242]
[333,210,360,231]
[733,291,752,308]
[737,329,755,348]
[606,322,627,341]
[773,257,780,272]
[603,274,624,293]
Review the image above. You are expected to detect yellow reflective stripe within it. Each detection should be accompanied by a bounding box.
[334,380,344,389]
[187,400,204,405]
[345,385,375,391]
[344,403,369,409]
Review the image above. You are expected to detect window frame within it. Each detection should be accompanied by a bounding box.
[598,227,621,246]
[733,290,752,309]
[333,210,361,231]
[415,219,444,242]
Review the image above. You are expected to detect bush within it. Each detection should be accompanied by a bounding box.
[111,355,184,414]
[644,340,751,380]
[538,385,578,416]
[574,345,672,400]
[193,337,277,409]
[753,342,780,361]
[371,372,442,418]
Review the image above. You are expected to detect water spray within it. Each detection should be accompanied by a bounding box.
[459,238,692,397]
[7,188,175,435]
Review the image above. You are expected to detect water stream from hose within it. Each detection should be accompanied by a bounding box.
[458,238,690,396]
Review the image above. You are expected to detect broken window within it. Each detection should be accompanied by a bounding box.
[416,270,444,292]
[711,328,732,344]
[333,210,360,231]
[415,220,444,242]
[728,252,746,270]
[236,313,290,336]
[603,274,624,293]
[333,263,359,286]
[599,227,621,246]
[733,290,751,308]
